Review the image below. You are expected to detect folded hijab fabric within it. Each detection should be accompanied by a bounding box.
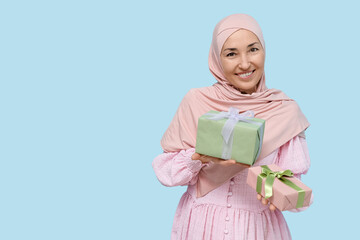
[160,13,310,197]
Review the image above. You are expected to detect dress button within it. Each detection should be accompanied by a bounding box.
[230,181,234,185]
[225,216,230,221]
[224,229,229,234]
[227,203,232,208]
[228,192,233,196]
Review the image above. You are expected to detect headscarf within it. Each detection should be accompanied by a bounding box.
[160,14,310,197]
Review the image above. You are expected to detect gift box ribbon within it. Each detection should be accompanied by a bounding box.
[256,165,305,208]
[205,107,264,160]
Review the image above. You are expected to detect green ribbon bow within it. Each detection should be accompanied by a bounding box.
[256,165,305,208]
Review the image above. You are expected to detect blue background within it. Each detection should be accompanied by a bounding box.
[1,0,359,239]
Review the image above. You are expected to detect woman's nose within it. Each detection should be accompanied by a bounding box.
[237,54,250,70]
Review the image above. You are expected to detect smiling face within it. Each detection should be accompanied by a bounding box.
[220,29,265,94]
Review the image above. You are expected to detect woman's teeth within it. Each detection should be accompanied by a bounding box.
[238,71,253,78]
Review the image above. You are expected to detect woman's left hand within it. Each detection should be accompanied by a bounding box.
[257,194,277,211]
[191,153,250,168]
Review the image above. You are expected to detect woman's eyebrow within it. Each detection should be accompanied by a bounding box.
[223,42,260,52]
[223,48,237,52]
[248,42,260,47]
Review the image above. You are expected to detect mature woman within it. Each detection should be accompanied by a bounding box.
[153,13,311,240]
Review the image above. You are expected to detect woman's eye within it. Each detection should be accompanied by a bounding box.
[250,48,259,52]
[226,52,236,57]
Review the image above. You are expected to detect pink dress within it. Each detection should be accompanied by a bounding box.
[153,135,312,240]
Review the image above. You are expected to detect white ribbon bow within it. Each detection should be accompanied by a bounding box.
[205,107,263,160]
[206,107,256,144]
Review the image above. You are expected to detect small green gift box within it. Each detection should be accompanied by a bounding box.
[195,107,265,165]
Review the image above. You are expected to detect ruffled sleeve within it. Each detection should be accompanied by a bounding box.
[275,134,310,176]
[152,148,204,187]
[274,133,313,212]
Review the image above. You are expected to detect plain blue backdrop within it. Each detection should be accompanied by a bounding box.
[1,0,359,239]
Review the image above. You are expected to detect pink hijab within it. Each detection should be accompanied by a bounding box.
[161,14,310,197]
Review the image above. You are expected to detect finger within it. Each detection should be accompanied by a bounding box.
[236,162,251,168]
[191,153,201,160]
[200,155,225,164]
[226,159,236,164]
[218,159,238,166]
[261,198,269,205]
[205,155,220,162]
[257,194,262,200]
[199,154,214,163]
[269,204,277,211]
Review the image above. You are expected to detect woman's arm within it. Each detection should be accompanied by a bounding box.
[258,133,313,212]
[276,134,313,212]
[152,148,204,187]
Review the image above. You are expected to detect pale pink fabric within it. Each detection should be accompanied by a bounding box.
[160,14,310,196]
[153,136,312,240]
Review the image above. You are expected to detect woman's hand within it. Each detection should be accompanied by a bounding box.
[191,153,250,168]
[257,194,277,211]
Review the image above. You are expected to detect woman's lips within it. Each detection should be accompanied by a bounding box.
[236,70,255,79]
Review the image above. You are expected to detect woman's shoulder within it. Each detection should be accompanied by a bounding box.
[187,86,216,94]
[265,88,304,109]
[185,85,219,98]
[180,86,217,102]
[263,87,292,99]
[176,86,214,111]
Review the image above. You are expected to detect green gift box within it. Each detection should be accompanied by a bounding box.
[195,108,265,165]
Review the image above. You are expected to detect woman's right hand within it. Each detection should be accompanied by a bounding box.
[257,194,277,211]
[191,153,250,168]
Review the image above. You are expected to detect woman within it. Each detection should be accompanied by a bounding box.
[153,13,311,240]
